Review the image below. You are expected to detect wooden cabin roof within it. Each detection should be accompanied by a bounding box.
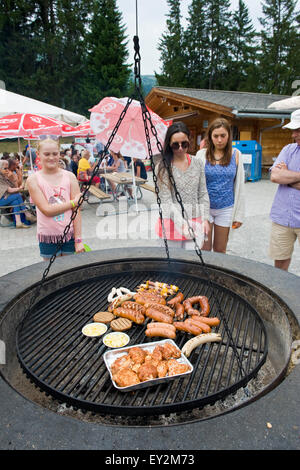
[146,87,293,119]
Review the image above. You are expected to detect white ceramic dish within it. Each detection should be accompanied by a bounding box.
[103,331,130,348]
[81,322,108,337]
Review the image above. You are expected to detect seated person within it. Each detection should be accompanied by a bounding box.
[133,158,147,180]
[0,160,36,228]
[77,150,100,188]
[8,158,23,187]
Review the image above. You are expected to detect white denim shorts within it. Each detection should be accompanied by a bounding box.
[209,206,233,227]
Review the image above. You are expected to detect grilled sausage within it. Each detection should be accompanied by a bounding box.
[134,293,166,306]
[167,292,184,306]
[145,324,176,339]
[173,321,202,336]
[191,315,220,326]
[121,301,146,314]
[198,296,210,317]
[183,296,210,317]
[185,317,211,333]
[145,308,173,324]
[113,307,145,324]
[147,321,176,330]
[175,303,185,320]
[182,333,222,357]
[145,303,175,317]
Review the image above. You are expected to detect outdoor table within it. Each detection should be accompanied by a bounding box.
[101,171,146,201]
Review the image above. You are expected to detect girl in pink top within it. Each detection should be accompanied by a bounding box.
[27,139,84,260]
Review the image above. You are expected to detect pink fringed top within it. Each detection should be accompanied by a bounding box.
[35,170,74,243]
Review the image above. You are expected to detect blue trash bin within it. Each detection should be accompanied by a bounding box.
[232,140,262,182]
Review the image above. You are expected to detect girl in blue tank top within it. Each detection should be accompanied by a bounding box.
[205,150,236,209]
[196,118,244,254]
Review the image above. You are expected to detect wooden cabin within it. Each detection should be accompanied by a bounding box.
[145,87,296,167]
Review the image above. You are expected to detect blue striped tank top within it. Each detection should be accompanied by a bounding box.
[205,150,237,209]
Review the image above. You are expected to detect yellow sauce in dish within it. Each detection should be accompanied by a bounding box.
[103,332,130,348]
[82,323,107,337]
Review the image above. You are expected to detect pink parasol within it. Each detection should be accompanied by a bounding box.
[89,97,171,158]
[0,113,64,137]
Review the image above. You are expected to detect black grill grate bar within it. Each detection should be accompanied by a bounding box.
[20,276,118,361]
[241,317,261,380]
[214,303,246,393]
[18,283,97,356]
[233,310,252,382]
[19,277,100,337]
[24,311,88,368]
[40,337,93,383]
[18,289,80,350]
[203,293,238,396]
[192,292,235,399]
[52,339,102,392]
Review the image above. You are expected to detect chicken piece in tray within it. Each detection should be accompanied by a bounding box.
[157,360,168,378]
[110,354,133,375]
[113,367,140,387]
[167,359,190,376]
[138,363,158,382]
[128,346,147,365]
[161,342,181,360]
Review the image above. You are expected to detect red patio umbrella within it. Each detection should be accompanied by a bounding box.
[0,113,64,137]
[73,120,95,137]
[89,97,171,159]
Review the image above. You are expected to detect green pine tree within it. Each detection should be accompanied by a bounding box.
[257,0,299,94]
[0,1,93,114]
[205,0,233,90]
[183,0,209,88]
[224,0,258,91]
[155,0,187,86]
[0,1,37,96]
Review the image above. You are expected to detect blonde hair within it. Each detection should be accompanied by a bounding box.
[37,138,59,152]
[82,150,90,159]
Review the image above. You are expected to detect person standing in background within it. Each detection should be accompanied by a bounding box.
[155,121,210,249]
[269,109,300,271]
[27,139,84,260]
[196,118,245,254]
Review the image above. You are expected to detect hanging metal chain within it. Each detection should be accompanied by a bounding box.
[133,36,247,378]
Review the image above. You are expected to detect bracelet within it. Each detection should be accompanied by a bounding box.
[70,200,76,208]
[74,238,82,243]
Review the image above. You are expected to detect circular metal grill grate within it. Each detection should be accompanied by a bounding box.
[16,268,268,416]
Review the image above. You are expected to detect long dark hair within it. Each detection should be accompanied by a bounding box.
[157,121,190,185]
[205,118,232,166]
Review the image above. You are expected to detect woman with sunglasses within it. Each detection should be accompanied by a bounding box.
[155,121,210,249]
[196,118,245,253]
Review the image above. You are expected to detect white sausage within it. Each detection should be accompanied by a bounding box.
[181,333,222,357]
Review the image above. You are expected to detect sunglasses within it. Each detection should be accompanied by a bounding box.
[170,140,189,150]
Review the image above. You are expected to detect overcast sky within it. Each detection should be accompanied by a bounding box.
[117,0,265,75]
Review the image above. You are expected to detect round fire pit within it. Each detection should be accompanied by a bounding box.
[0,248,299,449]
[16,265,268,417]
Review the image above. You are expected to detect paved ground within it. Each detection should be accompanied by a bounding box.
[0,174,299,278]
